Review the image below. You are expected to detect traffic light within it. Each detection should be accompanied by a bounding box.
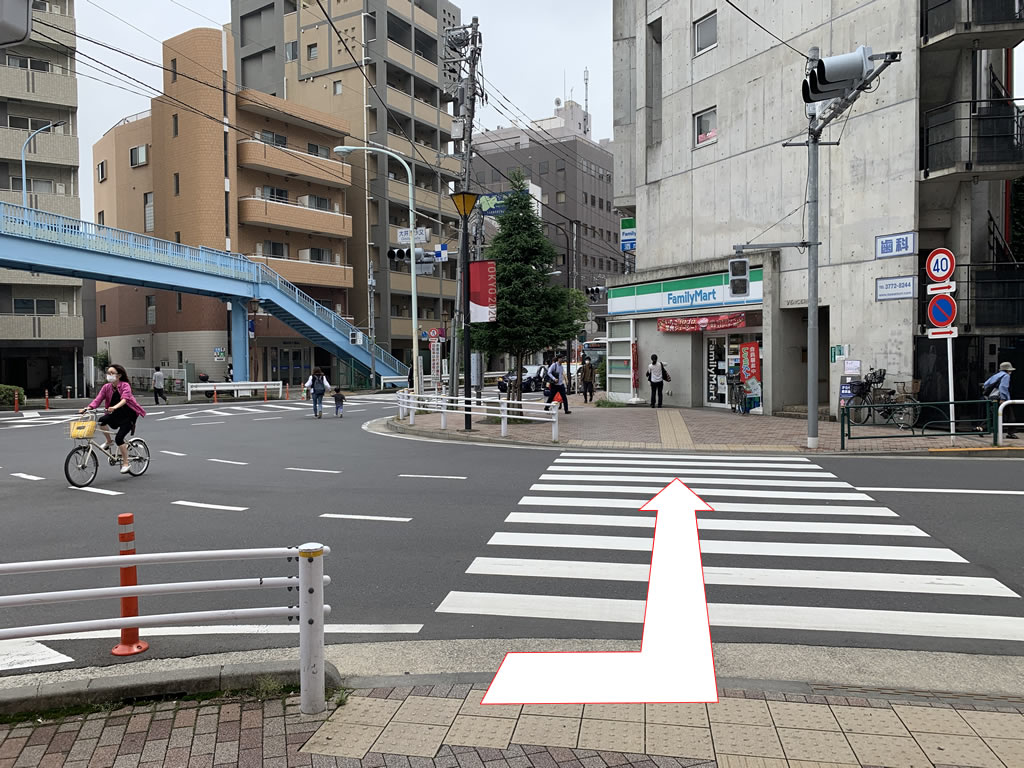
[802,46,873,103]
[728,258,750,298]
[0,1,32,48]
[349,330,364,345]
[586,286,605,302]
[386,247,426,263]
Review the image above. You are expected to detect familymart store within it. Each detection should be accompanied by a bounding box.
[605,266,772,413]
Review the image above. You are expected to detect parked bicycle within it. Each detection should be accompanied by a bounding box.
[847,368,921,429]
[64,409,151,488]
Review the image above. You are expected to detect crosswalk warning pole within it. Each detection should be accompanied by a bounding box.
[112,513,149,657]
[213,385,218,404]
[264,384,268,402]
[285,383,290,401]
[13,390,18,413]
[44,389,49,410]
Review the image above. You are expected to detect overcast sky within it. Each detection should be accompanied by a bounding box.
[73,0,613,220]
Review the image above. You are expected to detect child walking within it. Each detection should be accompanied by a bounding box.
[333,387,346,417]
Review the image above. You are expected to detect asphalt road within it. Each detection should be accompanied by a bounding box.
[2,395,1024,676]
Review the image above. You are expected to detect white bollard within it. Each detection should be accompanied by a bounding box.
[501,400,508,437]
[440,398,447,430]
[552,407,559,442]
[298,543,326,714]
[409,395,416,426]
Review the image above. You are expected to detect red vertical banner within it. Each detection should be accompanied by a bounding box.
[739,341,762,400]
[469,260,497,322]
[631,342,639,389]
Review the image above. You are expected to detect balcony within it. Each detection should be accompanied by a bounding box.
[0,314,84,341]
[922,0,1024,50]
[30,9,75,50]
[385,132,416,159]
[0,127,78,166]
[390,269,457,298]
[413,53,438,82]
[390,316,430,338]
[236,90,350,137]
[245,254,353,289]
[413,5,436,30]
[386,86,413,114]
[922,99,1024,181]
[0,190,80,217]
[387,178,456,215]
[237,140,352,188]
[238,197,353,237]
[0,64,77,107]
[387,40,414,69]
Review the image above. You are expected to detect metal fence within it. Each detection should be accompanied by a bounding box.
[840,398,996,449]
[186,380,284,401]
[923,98,1024,176]
[396,389,560,441]
[123,367,188,394]
[0,538,332,714]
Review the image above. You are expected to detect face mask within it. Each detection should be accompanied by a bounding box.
[106,374,117,383]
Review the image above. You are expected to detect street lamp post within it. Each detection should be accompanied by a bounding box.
[22,120,66,208]
[450,190,479,431]
[335,145,420,393]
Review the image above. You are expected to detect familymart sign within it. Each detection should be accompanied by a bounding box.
[607,269,764,315]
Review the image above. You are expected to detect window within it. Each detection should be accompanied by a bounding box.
[304,194,330,210]
[12,177,53,193]
[694,11,717,55]
[260,130,287,148]
[307,43,318,60]
[491,168,501,183]
[97,210,104,225]
[309,247,331,262]
[177,350,184,366]
[307,143,329,158]
[145,295,156,325]
[333,80,343,95]
[263,240,287,257]
[130,144,148,167]
[7,54,51,72]
[539,160,549,175]
[96,160,107,182]
[262,186,288,202]
[647,18,663,145]
[590,194,596,206]
[100,304,107,323]
[131,346,146,360]
[173,173,180,196]
[143,191,154,232]
[170,58,177,81]
[176,292,183,312]
[556,191,566,204]
[13,297,56,315]
[695,107,718,146]
[542,192,549,205]
[556,158,566,172]
[285,41,298,61]
[8,116,53,131]
[174,231,181,243]
[171,114,178,137]
[598,197,604,209]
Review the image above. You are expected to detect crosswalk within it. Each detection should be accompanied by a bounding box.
[158,398,389,420]
[435,451,1024,644]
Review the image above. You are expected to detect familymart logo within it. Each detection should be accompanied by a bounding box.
[667,287,720,306]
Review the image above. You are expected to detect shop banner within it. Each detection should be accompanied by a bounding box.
[658,313,746,333]
[631,342,639,389]
[739,341,762,399]
[469,260,497,322]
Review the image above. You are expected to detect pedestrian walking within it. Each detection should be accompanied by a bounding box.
[580,356,596,403]
[304,367,330,419]
[152,365,168,405]
[545,354,571,415]
[984,361,1018,439]
[647,353,671,408]
[333,387,346,418]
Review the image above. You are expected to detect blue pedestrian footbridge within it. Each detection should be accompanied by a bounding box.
[0,203,408,382]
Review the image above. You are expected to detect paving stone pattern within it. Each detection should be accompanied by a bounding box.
[6,685,1024,767]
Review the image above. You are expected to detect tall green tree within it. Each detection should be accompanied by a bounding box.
[471,172,588,399]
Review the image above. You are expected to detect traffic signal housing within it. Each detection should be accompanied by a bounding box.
[803,45,873,103]
[387,247,426,263]
[0,1,32,48]
[586,286,605,302]
[728,258,750,298]
[349,330,364,345]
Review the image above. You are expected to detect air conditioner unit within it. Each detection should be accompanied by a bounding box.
[333,203,340,213]
[160,360,169,367]
[335,304,344,315]
[55,183,65,195]
[255,242,263,255]
[298,248,311,261]
[254,187,262,197]
[334,252,342,264]
[59,301,68,316]
[297,194,310,207]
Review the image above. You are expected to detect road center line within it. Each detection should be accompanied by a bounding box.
[172,500,249,511]
[286,467,342,474]
[207,458,248,466]
[160,450,186,457]
[399,473,467,480]
[321,513,411,522]
[857,486,1024,496]
[10,473,44,481]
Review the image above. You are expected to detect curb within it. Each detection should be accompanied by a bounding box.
[929,446,1024,457]
[0,660,342,716]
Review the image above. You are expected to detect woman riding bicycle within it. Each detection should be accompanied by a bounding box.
[80,363,147,474]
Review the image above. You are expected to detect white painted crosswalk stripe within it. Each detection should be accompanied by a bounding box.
[433,450,1021,644]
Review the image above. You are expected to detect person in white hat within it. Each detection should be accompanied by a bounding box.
[983,362,1017,439]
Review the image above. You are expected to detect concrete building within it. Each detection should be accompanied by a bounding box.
[231,0,463,368]
[610,0,1024,416]
[93,27,358,387]
[474,100,628,343]
[0,0,87,397]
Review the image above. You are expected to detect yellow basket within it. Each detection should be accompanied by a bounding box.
[67,420,96,439]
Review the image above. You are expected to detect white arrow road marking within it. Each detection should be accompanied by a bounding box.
[286,467,341,474]
[321,513,411,522]
[11,472,44,480]
[171,501,248,511]
[28,624,422,640]
[0,639,73,671]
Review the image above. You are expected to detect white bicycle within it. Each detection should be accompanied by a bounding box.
[64,409,151,488]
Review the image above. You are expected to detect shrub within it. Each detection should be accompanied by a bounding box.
[0,384,26,408]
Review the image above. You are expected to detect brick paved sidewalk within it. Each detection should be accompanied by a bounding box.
[4,684,1024,768]
[390,396,1000,454]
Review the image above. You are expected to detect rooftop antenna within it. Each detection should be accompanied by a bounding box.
[583,67,590,136]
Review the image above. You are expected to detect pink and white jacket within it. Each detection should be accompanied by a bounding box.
[89,381,147,418]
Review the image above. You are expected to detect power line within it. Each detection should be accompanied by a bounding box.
[722,0,805,59]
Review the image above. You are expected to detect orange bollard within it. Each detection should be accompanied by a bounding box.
[285,383,290,401]
[13,390,18,413]
[44,389,50,410]
[112,513,149,657]
[213,385,218,404]
[264,384,268,402]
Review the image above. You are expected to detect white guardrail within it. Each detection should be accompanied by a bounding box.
[996,399,1024,446]
[381,372,508,389]
[397,389,559,441]
[0,540,332,714]
[186,380,284,401]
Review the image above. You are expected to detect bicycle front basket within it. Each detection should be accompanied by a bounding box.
[848,380,871,398]
[68,420,96,439]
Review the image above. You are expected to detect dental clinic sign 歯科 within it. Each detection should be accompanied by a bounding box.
[607,269,764,315]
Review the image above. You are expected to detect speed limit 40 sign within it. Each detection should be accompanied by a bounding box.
[926,248,955,282]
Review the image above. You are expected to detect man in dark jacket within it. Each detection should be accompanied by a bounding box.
[580,357,596,403]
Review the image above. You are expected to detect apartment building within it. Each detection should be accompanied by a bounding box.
[474,99,628,342]
[610,0,1024,415]
[231,0,463,368]
[93,27,357,386]
[0,0,87,396]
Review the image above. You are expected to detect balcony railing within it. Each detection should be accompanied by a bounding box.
[236,140,352,187]
[922,0,1024,49]
[0,313,84,340]
[238,196,353,237]
[922,98,1024,180]
[245,254,353,289]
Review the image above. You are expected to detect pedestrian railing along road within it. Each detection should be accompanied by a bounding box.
[840,398,998,450]
[996,399,1024,446]
[397,390,560,442]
